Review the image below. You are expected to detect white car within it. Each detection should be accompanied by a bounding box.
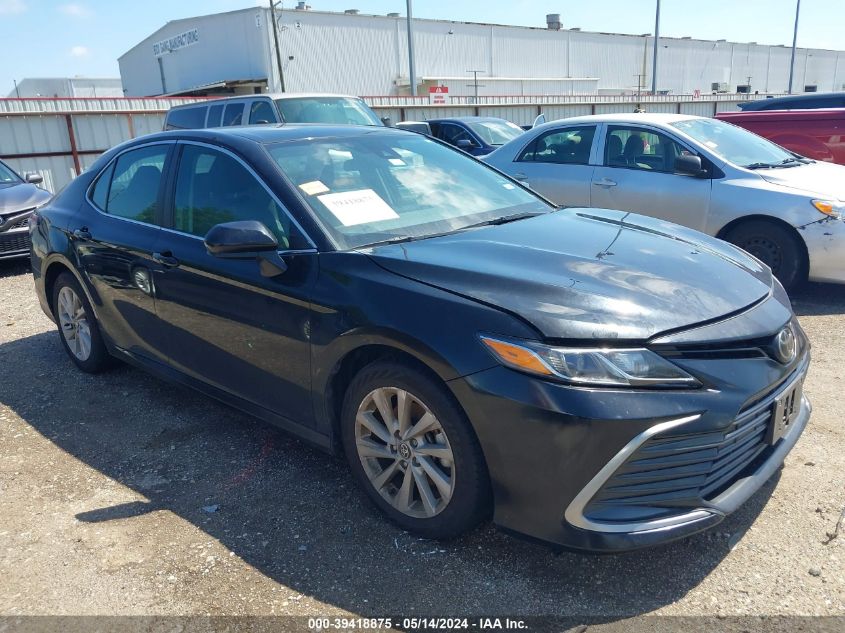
[484,113,845,289]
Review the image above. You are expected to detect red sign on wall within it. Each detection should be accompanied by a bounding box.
[429,86,450,105]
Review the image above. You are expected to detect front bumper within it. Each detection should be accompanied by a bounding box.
[0,209,34,260]
[450,351,810,552]
[802,216,845,284]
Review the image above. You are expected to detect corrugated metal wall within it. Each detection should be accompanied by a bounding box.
[119,8,845,98]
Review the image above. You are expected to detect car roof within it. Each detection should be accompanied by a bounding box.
[533,112,700,131]
[168,93,364,111]
[427,116,509,123]
[125,124,409,146]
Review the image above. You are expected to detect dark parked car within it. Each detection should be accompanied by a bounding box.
[427,116,524,156]
[30,125,810,552]
[737,91,845,111]
[0,159,51,260]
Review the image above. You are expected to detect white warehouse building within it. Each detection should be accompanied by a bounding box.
[118,5,845,98]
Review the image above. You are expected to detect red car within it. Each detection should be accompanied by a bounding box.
[716,108,845,165]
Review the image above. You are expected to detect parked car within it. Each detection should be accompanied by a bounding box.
[0,159,51,260]
[715,108,845,165]
[484,112,845,289]
[427,116,524,156]
[164,93,385,130]
[31,125,810,552]
[738,91,845,111]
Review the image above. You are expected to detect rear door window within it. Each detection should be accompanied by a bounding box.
[166,106,207,130]
[518,126,596,164]
[97,145,169,224]
[222,103,245,127]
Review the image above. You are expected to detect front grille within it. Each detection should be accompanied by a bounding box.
[7,216,30,230]
[584,368,804,524]
[0,231,31,254]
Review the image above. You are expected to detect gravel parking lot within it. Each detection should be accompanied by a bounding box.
[0,258,843,622]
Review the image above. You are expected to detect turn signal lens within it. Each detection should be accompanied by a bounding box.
[480,337,554,376]
[811,199,842,218]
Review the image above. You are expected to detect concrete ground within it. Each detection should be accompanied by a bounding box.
[0,258,843,622]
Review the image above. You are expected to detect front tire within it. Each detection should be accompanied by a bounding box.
[341,360,490,539]
[52,272,113,373]
[724,220,805,290]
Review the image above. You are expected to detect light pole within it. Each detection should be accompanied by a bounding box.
[406,1,417,96]
[787,0,801,94]
[651,0,660,94]
[269,0,286,93]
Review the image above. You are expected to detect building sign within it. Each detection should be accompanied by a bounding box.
[429,86,450,105]
[153,29,199,57]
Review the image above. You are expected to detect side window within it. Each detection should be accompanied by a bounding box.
[90,162,115,210]
[518,126,596,164]
[99,145,168,223]
[604,126,688,173]
[222,103,244,127]
[249,100,277,124]
[166,106,206,130]
[173,145,306,249]
[438,123,472,145]
[206,104,224,128]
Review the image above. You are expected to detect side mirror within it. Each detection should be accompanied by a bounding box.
[25,173,43,184]
[204,220,288,276]
[455,138,474,150]
[381,116,393,127]
[674,154,707,177]
[204,220,278,255]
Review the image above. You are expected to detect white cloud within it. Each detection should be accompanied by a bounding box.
[70,45,90,57]
[58,3,89,16]
[0,0,26,15]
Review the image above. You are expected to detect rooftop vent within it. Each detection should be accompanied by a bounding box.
[546,13,562,30]
[387,12,400,17]
[295,2,310,9]
[344,9,360,14]
[570,27,581,31]
[681,36,691,39]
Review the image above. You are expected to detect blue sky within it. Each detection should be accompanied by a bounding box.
[1,0,842,96]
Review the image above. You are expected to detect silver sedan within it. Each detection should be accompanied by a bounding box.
[484,112,845,289]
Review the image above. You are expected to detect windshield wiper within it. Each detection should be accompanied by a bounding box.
[745,157,805,170]
[461,211,547,230]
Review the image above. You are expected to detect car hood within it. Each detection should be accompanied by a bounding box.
[0,182,51,215]
[755,160,845,199]
[365,209,773,341]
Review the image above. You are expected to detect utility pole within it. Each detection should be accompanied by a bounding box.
[406,0,417,96]
[787,0,801,94]
[635,73,646,98]
[650,0,660,94]
[269,0,286,93]
[466,70,485,104]
[13,79,20,98]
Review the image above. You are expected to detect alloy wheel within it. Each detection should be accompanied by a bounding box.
[354,387,456,518]
[57,286,92,361]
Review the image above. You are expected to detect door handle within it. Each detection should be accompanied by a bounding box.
[593,178,617,188]
[72,227,91,239]
[153,251,180,268]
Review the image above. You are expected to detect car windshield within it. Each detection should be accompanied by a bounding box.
[466,120,524,146]
[275,97,383,126]
[672,117,797,169]
[0,161,21,184]
[267,132,549,250]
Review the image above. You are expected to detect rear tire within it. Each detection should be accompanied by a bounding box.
[52,272,113,373]
[341,360,491,540]
[724,220,805,290]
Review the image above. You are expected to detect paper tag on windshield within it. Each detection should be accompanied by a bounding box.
[299,180,329,196]
[317,189,400,226]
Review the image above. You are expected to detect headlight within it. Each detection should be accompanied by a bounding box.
[480,336,699,388]
[811,199,843,219]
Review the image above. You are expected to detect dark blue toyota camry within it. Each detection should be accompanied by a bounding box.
[30,124,810,552]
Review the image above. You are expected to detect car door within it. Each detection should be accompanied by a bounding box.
[590,124,712,231]
[507,124,597,206]
[151,141,318,426]
[73,141,174,361]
